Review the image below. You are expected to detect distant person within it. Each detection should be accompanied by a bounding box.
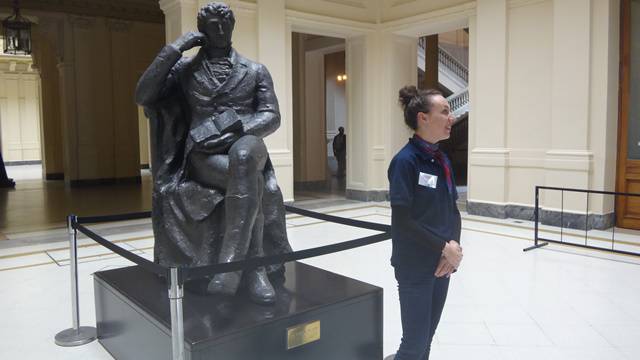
[387,86,463,360]
[0,152,15,188]
[332,126,346,178]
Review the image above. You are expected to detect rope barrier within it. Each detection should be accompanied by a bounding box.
[72,205,391,284]
[183,232,390,282]
[77,211,152,224]
[75,223,168,277]
[284,205,391,233]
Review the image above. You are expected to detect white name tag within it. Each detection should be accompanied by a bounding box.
[418,172,438,188]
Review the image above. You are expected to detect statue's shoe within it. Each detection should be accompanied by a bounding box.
[246,268,276,305]
[207,271,242,296]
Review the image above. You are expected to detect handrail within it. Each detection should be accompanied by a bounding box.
[438,47,468,83]
[447,87,469,113]
[446,87,469,122]
[417,38,469,84]
[418,37,426,50]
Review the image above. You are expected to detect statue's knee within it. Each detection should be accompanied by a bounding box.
[229,136,267,170]
[264,177,281,198]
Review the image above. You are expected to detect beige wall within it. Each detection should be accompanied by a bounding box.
[0,52,42,163]
[19,10,165,183]
[151,0,623,213]
[0,0,621,217]
[2,0,621,217]
[504,0,553,207]
[466,0,620,216]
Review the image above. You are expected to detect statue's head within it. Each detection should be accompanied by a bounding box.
[197,2,235,49]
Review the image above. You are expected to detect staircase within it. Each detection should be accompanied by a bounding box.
[417,39,469,95]
[447,86,469,121]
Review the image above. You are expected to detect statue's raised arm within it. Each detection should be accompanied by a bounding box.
[135,32,206,106]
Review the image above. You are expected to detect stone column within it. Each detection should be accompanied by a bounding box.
[543,0,593,218]
[57,16,80,183]
[467,0,509,217]
[257,0,294,201]
[588,0,620,222]
[422,35,439,89]
[31,18,64,180]
[159,0,198,44]
[346,31,417,201]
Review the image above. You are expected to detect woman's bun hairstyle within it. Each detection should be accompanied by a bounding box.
[398,86,442,130]
[398,85,419,108]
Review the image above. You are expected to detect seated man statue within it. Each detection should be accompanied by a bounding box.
[135,2,291,304]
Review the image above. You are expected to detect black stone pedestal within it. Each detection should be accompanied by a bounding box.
[94,262,383,360]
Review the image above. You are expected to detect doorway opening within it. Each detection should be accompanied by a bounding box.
[0,36,44,183]
[291,33,347,202]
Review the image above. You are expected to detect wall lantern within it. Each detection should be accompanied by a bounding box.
[2,0,33,55]
[336,74,347,82]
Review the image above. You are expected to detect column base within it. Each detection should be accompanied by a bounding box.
[466,200,615,230]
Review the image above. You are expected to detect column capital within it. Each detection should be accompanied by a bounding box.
[159,0,199,44]
[159,0,199,14]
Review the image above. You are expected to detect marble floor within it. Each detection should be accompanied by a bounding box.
[3,164,640,359]
[1,165,153,235]
[1,200,640,359]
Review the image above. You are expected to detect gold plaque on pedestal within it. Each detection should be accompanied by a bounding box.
[287,320,321,349]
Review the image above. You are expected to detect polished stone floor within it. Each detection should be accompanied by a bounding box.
[1,165,153,235]
[2,165,640,359]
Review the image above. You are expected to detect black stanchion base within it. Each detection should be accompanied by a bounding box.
[94,262,383,360]
[0,178,15,188]
[523,242,549,252]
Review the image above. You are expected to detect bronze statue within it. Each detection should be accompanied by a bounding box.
[135,2,291,305]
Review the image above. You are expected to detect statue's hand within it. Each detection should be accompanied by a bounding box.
[173,32,207,53]
[201,132,241,154]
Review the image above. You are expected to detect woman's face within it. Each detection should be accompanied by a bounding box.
[419,95,455,142]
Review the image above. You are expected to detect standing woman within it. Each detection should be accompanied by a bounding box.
[388,86,463,360]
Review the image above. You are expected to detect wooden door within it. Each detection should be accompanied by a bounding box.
[616,0,640,229]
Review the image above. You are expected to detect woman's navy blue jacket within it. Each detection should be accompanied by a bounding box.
[387,137,462,269]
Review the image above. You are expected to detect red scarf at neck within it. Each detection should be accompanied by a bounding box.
[412,134,453,194]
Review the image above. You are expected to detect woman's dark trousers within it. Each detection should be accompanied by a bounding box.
[394,266,450,360]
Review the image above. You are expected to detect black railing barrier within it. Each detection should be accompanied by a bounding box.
[72,205,392,284]
[56,204,392,359]
[524,186,640,257]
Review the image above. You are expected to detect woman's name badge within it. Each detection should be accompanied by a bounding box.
[419,172,438,188]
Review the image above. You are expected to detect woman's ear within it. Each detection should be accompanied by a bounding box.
[417,111,428,127]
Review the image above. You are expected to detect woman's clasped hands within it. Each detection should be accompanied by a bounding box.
[435,240,463,278]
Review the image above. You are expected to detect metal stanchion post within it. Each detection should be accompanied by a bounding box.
[524,186,548,252]
[55,215,97,346]
[534,186,539,246]
[169,267,185,360]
